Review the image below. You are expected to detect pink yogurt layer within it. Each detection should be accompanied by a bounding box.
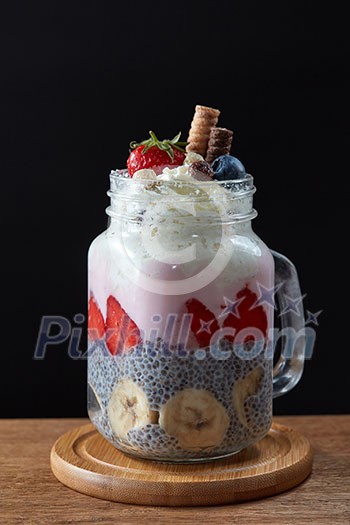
[88,230,274,349]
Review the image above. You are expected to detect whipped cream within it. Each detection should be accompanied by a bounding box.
[88,164,269,341]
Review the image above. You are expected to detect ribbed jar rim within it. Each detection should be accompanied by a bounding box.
[106,170,257,224]
[109,170,255,199]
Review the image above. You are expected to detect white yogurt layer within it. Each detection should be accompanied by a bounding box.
[89,165,273,344]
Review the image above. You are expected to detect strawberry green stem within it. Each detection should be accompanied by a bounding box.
[129,130,187,161]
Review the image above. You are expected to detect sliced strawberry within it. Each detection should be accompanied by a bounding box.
[185,298,220,348]
[127,131,186,176]
[222,286,268,343]
[105,295,141,355]
[105,295,124,354]
[88,295,105,340]
[124,317,141,348]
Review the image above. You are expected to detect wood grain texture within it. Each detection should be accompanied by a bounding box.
[1,416,349,524]
[50,422,312,506]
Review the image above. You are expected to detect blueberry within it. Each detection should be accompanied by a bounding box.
[211,155,246,181]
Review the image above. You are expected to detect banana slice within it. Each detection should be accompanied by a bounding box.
[232,367,263,427]
[108,378,157,440]
[159,389,229,451]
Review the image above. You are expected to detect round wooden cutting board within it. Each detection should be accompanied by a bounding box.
[50,422,312,506]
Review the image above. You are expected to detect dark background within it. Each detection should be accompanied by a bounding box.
[1,1,349,417]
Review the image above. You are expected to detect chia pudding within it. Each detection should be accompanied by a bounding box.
[87,106,275,462]
[88,342,272,461]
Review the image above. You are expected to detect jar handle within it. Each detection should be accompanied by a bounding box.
[271,250,306,398]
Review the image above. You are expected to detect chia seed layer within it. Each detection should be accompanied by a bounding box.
[88,340,273,461]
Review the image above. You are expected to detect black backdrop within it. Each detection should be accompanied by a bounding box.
[1,1,349,417]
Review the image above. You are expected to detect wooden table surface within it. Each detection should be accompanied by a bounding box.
[1,416,349,525]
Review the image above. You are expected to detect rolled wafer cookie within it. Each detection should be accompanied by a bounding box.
[186,105,220,157]
[205,127,234,163]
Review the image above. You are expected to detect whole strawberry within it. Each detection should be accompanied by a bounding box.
[127,131,187,176]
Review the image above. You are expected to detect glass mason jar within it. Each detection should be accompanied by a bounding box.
[87,170,306,462]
